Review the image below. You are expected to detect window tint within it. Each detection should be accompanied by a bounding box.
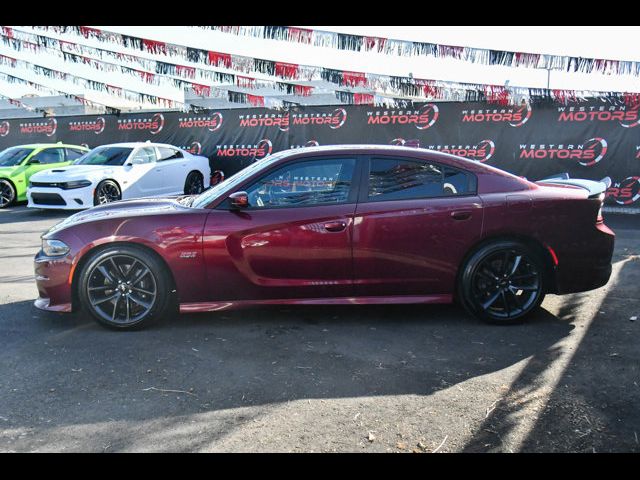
[32,148,65,164]
[244,158,356,209]
[131,147,157,164]
[0,147,33,166]
[157,147,183,161]
[65,148,87,161]
[76,147,133,166]
[368,158,473,201]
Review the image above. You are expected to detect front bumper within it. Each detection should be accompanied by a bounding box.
[27,186,93,210]
[34,250,75,312]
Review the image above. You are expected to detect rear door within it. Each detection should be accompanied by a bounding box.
[202,156,362,301]
[352,155,483,297]
[156,146,188,195]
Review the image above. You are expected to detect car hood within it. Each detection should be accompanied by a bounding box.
[30,165,120,182]
[44,196,194,237]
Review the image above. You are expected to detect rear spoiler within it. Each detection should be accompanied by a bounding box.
[535,173,611,199]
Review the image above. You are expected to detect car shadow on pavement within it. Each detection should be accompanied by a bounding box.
[0,204,72,225]
[0,297,574,452]
[461,245,640,452]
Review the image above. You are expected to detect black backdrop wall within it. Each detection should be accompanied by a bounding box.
[1,100,639,208]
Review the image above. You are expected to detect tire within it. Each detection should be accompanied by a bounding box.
[93,180,121,206]
[77,245,174,330]
[458,240,546,325]
[0,179,16,209]
[184,171,204,195]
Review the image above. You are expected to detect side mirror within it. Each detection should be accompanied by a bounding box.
[28,158,40,165]
[126,158,143,167]
[229,191,249,209]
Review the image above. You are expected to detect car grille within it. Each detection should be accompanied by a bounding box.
[31,193,67,206]
[30,182,63,188]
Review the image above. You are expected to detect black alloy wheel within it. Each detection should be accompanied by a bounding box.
[184,171,204,195]
[93,180,121,206]
[78,246,173,329]
[459,241,545,324]
[0,179,16,208]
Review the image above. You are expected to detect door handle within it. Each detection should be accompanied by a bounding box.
[451,210,472,221]
[324,221,347,232]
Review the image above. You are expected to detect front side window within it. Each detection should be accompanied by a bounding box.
[0,147,33,166]
[76,147,134,166]
[32,148,65,164]
[368,157,474,201]
[244,158,356,209]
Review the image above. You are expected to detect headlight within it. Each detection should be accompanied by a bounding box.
[62,180,92,190]
[42,239,70,257]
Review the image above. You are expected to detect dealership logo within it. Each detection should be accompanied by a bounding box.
[292,108,347,129]
[519,138,607,166]
[290,140,320,149]
[606,176,640,205]
[0,121,9,137]
[216,139,273,161]
[461,104,531,127]
[178,113,223,132]
[179,141,202,155]
[117,113,164,135]
[557,105,640,128]
[68,117,105,134]
[367,104,439,130]
[239,112,289,132]
[19,118,57,137]
[426,140,496,163]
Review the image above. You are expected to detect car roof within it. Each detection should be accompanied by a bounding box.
[2,143,89,149]
[93,142,181,149]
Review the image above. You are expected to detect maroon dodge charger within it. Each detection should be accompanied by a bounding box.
[34,145,614,329]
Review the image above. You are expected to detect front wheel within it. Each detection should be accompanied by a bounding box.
[458,241,545,324]
[77,246,174,330]
[0,179,16,208]
[93,180,121,206]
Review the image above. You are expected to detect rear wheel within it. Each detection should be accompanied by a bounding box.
[0,179,16,208]
[458,241,545,324]
[93,180,121,206]
[184,171,204,195]
[77,245,174,330]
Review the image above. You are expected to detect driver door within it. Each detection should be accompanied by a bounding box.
[202,156,361,301]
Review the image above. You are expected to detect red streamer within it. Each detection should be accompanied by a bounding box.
[208,51,232,68]
[143,39,167,55]
[275,62,299,80]
[192,83,211,97]
[342,71,367,87]
[354,93,374,105]
[247,94,265,107]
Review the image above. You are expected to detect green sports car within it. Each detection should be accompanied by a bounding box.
[0,143,90,208]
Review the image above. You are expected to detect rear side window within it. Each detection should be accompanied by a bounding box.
[32,148,65,164]
[65,148,87,161]
[157,147,183,161]
[367,157,475,201]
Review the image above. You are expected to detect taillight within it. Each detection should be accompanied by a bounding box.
[597,193,604,223]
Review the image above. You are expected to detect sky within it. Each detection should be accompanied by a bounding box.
[1,26,640,109]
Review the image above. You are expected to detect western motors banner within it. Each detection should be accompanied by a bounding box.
[1,99,639,208]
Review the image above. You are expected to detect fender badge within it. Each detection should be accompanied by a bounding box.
[179,251,198,259]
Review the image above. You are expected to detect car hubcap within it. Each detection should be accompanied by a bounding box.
[87,255,157,325]
[0,181,14,207]
[97,184,120,204]
[187,174,204,194]
[471,249,541,320]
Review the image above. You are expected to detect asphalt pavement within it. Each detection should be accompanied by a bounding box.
[0,204,638,452]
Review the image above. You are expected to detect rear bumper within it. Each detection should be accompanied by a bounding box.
[551,222,615,294]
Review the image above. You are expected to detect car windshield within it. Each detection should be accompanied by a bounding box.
[0,147,34,167]
[75,147,133,166]
[191,152,289,209]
